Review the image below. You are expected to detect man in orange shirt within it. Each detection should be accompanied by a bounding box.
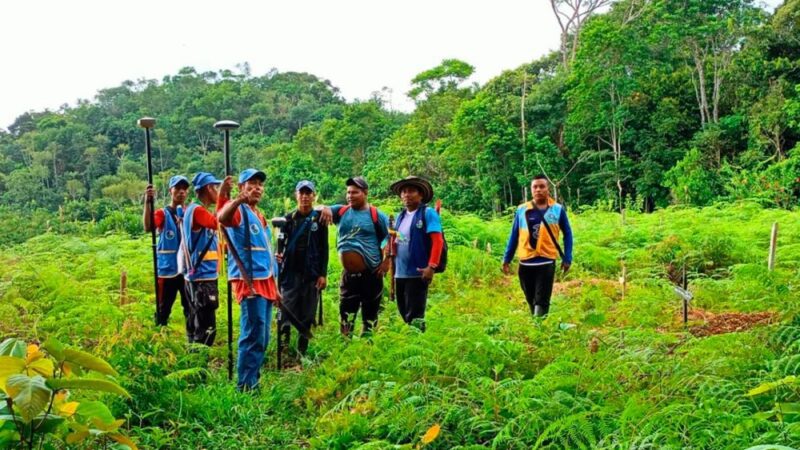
[181,172,223,345]
[217,169,280,391]
[143,175,191,336]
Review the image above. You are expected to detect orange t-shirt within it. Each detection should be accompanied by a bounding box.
[217,194,278,304]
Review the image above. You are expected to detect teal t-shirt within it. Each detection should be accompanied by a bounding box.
[332,205,390,271]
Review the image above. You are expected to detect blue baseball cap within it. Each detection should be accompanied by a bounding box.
[238,168,266,184]
[168,175,190,189]
[191,172,222,191]
[295,180,316,193]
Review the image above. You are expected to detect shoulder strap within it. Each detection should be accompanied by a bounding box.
[165,207,183,243]
[369,205,385,243]
[285,211,317,255]
[338,205,350,217]
[534,207,565,259]
[241,204,255,286]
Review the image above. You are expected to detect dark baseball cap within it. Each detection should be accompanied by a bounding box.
[345,176,368,190]
[295,180,316,193]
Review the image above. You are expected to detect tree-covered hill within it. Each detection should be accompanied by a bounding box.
[1,0,799,219]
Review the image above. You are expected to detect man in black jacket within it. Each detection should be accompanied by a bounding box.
[276,180,329,358]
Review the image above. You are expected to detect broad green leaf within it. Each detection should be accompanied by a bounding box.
[0,339,26,358]
[75,401,114,424]
[0,356,25,393]
[26,358,54,378]
[0,429,19,447]
[91,417,124,431]
[47,378,129,398]
[5,375,52,423]
[66,430,90,444]
[748,376,798,397]
[777,402,800,414]
[32,413,65,434]
[42,338,65,362]
[63,348,118,376]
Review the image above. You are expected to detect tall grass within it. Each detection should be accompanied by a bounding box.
[0,202,798,448]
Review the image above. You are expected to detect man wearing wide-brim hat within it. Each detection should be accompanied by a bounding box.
[143,175,192,335]
[389,176,444,332]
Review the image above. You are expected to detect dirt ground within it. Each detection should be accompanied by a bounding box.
[683,308,776,337]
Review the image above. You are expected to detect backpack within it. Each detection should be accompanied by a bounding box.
[337,205,386,244]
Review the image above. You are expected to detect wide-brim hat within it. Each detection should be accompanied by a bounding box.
[390,176,434,204]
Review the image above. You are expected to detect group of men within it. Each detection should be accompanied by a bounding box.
[144,169,573,391]
[144,171,446,391]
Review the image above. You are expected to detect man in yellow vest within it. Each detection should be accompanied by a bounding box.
[502,175,573,317]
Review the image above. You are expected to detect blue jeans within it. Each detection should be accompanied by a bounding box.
[237,296,273,390]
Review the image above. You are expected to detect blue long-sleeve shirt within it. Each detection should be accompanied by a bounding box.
[503,206,573,265]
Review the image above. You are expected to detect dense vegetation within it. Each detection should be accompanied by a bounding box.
[1,0,799,224]
[2,0,800,448]
[1,203,799,448]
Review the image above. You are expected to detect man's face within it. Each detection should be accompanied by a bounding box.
[171,184,189,204]
[400,186,422,209]
[241,179,264,204]
[531,178,549,202]
[296,188,315,208]
[346,185,366,207]
[202,184,219,203]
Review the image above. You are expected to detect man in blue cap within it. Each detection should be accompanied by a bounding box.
[143,175,192,336]
[217,168,281,390]
[180,172,223,345]
[275,180,329,362]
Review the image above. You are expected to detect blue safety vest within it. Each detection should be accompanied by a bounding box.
[182,203,219,281]
[157,207,181,277]
[227,205,276,281]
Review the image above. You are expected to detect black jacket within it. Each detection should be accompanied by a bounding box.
[278,209,329,283]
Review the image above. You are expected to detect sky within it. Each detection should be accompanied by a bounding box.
[0,0,783,132]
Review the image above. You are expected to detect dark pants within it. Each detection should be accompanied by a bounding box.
[518,263,556,317]
[279,272,319,355]
[339,270,383,336]
[396,277,429,331]
[187,281,219,346]
[156,276,192,339]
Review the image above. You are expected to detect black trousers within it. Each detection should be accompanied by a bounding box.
[395,278,429,331]
[518,263,556,317]
[278,272,319,355]
[187,280,219,346]
[156,276,191,338]
[339,270,383,336]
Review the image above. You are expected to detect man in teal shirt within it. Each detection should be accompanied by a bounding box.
[328,177,390,337]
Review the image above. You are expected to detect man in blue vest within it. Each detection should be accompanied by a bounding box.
[275,180,329,359]
[217,169,280,391]
[143,175,192,336]
[181,172,223,346]
[502,175,573,317]
[389,176,444,332]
